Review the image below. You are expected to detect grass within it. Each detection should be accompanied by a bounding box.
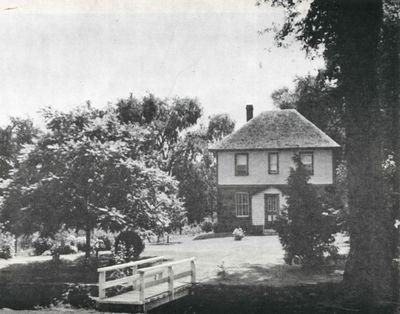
[0,233,348,286]
[0,255,107,284]
[0,233,350,312]
[0,234,350,287]
[143,233,348,286]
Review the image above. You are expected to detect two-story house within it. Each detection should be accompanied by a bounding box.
[209,106,340,233]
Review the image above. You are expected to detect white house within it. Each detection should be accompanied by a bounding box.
[209,106,340,233]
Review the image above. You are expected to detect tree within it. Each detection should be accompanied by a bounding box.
[116,93,202,171]
[271,72,345,145]
[259,0,397,305]
[171,114,235,223]
[171,129,216,223]
[206,114,235,142]
[0,117,39,180]
[275,155,338,268]
[2,107,184,258]
[271,87,297,110]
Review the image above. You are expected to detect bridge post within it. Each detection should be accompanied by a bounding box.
[139,272,145,303]
[132,265,137,290]
[99,271,106,299]
[190,260,196,284]
[168,266,174,300]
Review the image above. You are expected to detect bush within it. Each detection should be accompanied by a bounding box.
[275,155,339,268]
[0,223,15,259]
[57,244,78,255]
[200,218,214,233]
[181,223,203,236]
[75,230,115,253]
[113,230,145,262]
[76,236,87,252]
[32,237,53,256]
[93,229,115,251]
[32,231,79,256]
[232,227,245,240]
[65,285,96,308]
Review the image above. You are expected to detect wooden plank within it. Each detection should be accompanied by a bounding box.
[98,282,191,305]
[174,270,192,281]
[137,257,195,274]
[97,256,165,273]
[145,276,169,288]
[102,274,139,289]
[144,269,164,278]
[101,270,160,290]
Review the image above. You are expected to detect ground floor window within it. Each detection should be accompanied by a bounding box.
[264,194,279,223]
[235,192,249,217]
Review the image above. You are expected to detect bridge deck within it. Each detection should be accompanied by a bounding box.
[97,280,191,305]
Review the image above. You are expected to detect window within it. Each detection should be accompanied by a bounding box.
[300,152,314,175]
[235,153,248,176]
[268,152,279,174]
[235,192,249,217]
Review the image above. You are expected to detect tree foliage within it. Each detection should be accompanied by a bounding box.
[1,107,184,258]
[116,93,202,169]
[171,129,217,223]
[0,118,39,180]
[206,114,235,142]
[275,155,338,268]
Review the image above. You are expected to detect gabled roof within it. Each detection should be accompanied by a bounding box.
[209,109,340,151]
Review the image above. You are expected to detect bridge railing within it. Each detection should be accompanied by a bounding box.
[137,257,196,302]
[97,256,165,299]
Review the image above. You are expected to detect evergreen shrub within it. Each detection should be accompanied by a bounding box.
[275,155,339,268]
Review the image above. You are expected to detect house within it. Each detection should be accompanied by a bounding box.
[209,106,340,233]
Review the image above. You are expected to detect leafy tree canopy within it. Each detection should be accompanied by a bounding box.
[2,107,184,257]
[116,94,202,167]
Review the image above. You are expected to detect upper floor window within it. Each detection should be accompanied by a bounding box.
[268,152,279,174]
[235,192,250,217]
[235,153,248,176]
[300,152,314,175]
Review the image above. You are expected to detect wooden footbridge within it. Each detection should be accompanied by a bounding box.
[95,256,196,313]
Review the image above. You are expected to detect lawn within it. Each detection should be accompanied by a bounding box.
[143,233,348,286]
[0,233,349,312]
[0,233,349,285]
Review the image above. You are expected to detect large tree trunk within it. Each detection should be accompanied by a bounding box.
[383,19,400,304]
[340,0,394,305]
[85,228,91,259]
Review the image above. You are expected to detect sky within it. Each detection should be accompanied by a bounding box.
[0,0,324,129]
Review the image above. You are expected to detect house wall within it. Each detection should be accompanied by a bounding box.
[216,184,332,232]
[217,149,333,185]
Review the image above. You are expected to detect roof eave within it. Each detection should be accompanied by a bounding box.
[209,145,341,152]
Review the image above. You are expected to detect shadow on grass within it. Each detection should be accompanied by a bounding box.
[151,258,395,314]
[208,262,345,287]
[0,255,107,284]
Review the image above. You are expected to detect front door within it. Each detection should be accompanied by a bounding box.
[264,194,279,228]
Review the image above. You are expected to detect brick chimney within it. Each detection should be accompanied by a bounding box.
[246,104,253,122]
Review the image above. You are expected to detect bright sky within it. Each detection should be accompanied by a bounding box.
[0,0,323,128]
